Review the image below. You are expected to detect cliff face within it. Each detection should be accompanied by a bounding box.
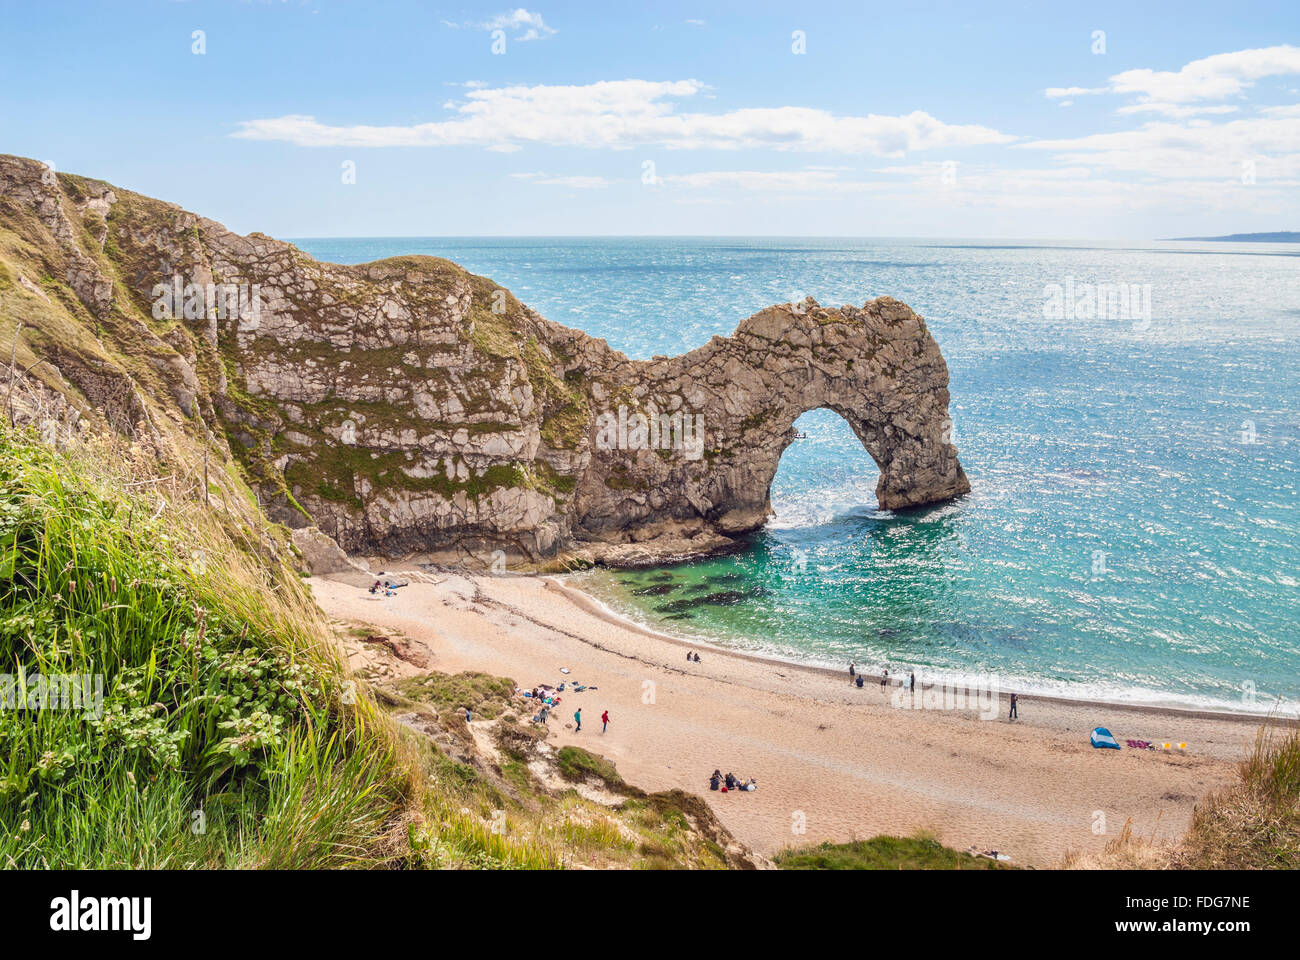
[0,155,969,564]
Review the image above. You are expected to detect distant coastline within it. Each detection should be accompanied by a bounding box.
[1163,231,1300,242]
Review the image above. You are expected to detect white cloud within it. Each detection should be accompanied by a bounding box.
[511,172,612,188]
[1045,86,1107,98]
[1047,45,1300,113]
[1109,44,1300,103]
[232,79,1013,155]
[862,161,1298,217]
[660,169,882,192]
[1115,103,1240,118]
[451,7,556,41]
[506,158,1299,224]
[1019,114,1300,181]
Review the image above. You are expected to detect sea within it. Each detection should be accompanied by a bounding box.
[293,236,1300,713]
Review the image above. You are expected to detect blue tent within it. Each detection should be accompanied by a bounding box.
[1090,727,1121,749]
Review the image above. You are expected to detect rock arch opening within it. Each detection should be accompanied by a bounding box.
[574,298,970,561]
[768,409,884,528]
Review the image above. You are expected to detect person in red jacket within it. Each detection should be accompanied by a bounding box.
[601,710,610,733]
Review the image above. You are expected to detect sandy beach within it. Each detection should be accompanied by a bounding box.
[311,567,1274,867]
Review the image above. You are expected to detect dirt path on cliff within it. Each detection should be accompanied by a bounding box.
[310,570,1263,867]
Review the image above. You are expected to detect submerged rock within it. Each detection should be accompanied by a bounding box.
[632,583,678,596]
[657,588,762,614]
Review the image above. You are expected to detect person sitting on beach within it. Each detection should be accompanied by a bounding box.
[369,581,380,595]
[687,651,693,662]
[693,652,701,663]
[855,674,864,688]
[710,770,722,791]
[724,772,737,789]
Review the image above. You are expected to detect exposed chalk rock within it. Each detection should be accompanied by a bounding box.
[0,154,969,565]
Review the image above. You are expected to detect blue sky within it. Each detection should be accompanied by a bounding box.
[3,0,1298,237]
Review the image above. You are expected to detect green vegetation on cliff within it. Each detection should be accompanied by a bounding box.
[776,833,1015,870]
[0,427,410,867]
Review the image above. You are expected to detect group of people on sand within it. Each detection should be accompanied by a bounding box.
[368,577,406,598]
[847,662,916,692]
[518,683,610,734]
[686,651,701,663]
[848,662,1023,719]
[709,769,756,793]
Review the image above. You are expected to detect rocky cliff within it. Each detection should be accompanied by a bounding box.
[0,155,969,565]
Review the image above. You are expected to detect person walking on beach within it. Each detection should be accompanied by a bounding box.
[909,672,916,693]
[574,707,582,732]
[1009,693,1018,720]
[601,710,609,733]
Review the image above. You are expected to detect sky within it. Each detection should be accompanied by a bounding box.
[2,0,1298,238]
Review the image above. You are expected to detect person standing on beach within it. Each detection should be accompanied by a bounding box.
[849,662,856,678]
[574,707,582,732]
[881,668,888,690]
[1009,693,1018,720]
[909,672,916,693]
[464,707,471,724]
[601,710,609,733]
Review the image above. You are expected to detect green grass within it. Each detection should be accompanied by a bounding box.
[1173,723,1300,869]
[0,426,413,868]
[554,745,624,788]
[776,832,1016,870]
[394,671,517,721]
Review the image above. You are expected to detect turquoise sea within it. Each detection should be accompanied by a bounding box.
[294,237,1300,712]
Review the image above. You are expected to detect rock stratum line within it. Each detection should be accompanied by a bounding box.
[0,155,969,565]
